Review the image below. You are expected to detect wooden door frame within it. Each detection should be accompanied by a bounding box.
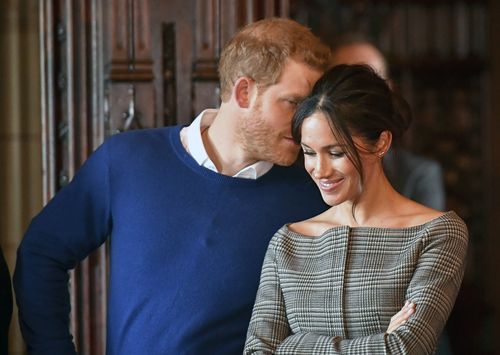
[39,0,107,353]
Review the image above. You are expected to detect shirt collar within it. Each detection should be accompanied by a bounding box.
[183,109,273,179]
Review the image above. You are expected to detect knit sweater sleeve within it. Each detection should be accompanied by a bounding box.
[14,140,113,355]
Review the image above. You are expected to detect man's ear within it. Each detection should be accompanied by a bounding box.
[233,77,256,108]
[376,130,392,157]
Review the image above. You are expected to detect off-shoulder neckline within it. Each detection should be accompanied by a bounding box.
[284,211,458,239]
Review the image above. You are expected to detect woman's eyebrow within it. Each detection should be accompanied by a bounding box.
[301,143,344,150]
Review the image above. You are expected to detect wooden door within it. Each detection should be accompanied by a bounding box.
[39,1,289,353]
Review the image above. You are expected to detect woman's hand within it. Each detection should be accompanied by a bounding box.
[387,301,416,334]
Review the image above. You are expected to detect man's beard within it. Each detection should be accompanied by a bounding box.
[238,106,299,166]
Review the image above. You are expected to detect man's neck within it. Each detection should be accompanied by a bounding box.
[203,107,259,176]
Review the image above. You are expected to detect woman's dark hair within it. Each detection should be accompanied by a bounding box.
[292,64,412,185]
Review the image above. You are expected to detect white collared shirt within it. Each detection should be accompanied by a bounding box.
[180,109,273,179]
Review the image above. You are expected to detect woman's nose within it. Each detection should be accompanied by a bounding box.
[312,156,330,179]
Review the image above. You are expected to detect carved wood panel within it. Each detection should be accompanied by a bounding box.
[191,0,290,118]
[105,0,156,134]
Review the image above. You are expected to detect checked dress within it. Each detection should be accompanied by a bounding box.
[244,211,468,354]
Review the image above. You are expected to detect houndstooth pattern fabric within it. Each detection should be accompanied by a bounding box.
[244,211,468,354]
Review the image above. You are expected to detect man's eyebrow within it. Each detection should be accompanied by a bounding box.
[283,94,306,101]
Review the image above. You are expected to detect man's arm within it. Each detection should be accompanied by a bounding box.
[14,141,113,354]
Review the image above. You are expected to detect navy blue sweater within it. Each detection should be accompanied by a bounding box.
[14,126,327,354]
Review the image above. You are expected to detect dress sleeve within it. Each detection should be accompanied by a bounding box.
[244,216,468,355]
[13,140,113,355]
[244,237,292,354]
[380,215,468,354]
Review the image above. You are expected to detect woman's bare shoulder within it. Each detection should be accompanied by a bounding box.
[396,199,445,228]
[288,211,341,237]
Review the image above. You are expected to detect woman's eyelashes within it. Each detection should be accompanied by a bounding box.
[302,149,316,156]
[301,148,345,158]
[329,150,345,158]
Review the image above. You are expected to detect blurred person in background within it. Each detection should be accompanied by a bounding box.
[331,34,446,211]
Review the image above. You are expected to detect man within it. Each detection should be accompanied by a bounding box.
[14,18,331,354]
[331,36,446,211]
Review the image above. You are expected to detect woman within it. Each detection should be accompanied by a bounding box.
[244,64,468,354]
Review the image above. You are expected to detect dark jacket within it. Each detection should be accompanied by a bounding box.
[0,246,12,354]
[383,149,446,211]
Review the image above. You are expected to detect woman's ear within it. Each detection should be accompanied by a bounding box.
[233,77,256,108]
[376,130,392,157]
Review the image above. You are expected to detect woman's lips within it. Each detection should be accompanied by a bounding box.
[318,178,344,192]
